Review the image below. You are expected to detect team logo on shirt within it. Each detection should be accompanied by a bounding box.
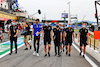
[48,27,51,30]
[85,29,87,32]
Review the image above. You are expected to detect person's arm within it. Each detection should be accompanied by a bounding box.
[14,30,19,37]
[78,32,80,42]
[41,30,44,40]
[51,30,53,41]
[63,31,65,41]
[60,32,62,42]
[7,30,10,39]
[31,29,34,40]
[87,31,89,45]
[73,32,75,42]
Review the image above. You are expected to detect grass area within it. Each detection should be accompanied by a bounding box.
[74,29,79,32]
[90,34,94,38]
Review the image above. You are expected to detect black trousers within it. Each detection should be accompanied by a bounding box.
[10,36,17,53]
[54,39,60,55]
[34,36,40,53]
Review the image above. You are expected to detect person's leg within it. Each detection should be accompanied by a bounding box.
[10,37,13,55]
[83,46,86,55]
[83,42,86,58]
[54,40,57,56]
[48,38,51,56]
[34,36,36,52]
[60,43,62,52]
[26,35,31,49]
[44,38,47,55]
[68,43,72,56]
[58,45,61,57]
[37,36,40,53]
[24,36,28,49]
[80,39,83,56]
[14,37,17,53]
[1,36,3,41]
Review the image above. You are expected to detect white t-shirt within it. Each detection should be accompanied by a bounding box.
[30,25,33,31]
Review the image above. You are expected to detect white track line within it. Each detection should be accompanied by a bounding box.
[0,37,31,59]
[73,43,98,67]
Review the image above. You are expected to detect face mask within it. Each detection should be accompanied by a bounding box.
[56,25,59,28]
[82,25,85,28]
[68,25,71,27]
[12,22,15,25]
[45,24,47,26]
[61,27,63,29]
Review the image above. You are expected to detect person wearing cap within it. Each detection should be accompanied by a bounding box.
[78,23,89,58]
[63,23,75,56]
[7,20,19,55]
[53,22,62,57]
[32,19,42,57]
[42,21,53,57]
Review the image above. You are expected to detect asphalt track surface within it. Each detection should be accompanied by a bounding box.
[0,41,91,67]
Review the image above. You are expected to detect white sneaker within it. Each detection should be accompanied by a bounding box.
[33,51,36,55]
[37,53,39,57]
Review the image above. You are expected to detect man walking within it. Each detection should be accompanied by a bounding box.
[63,23,75,56]
[53,22,62,57]
[7,20,19,55]
[78,23,89,58]
[32,19,42,57]
[42,21,53,57]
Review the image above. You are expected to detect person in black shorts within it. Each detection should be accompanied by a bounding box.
[63,23,75,56]
[42,21,53,57]
[78,23,89,58]
[53,22,62,57]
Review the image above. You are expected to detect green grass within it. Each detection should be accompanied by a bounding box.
[90,34,94,38]
[74,29,79,32]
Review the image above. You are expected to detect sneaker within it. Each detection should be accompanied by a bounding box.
[33,51,36,55]
[83,55,85,58]
[68,54,71,56]
[58,54,61,57]
[44,54,47,57]
[15,52,17,54]
[66,51,68,55]
[9,53,12,55]
[24,48,28,50]
[55,53,57,56]
[80,52,81,56]
[48,52,50,57]
[61,51,62,53]
[37,53,39,57]
[30,46,32,50]
[63,49,64,52]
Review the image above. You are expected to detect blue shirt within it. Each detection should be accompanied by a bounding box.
[33,24,42,36]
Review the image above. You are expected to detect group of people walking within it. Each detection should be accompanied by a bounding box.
[7,19,89,58]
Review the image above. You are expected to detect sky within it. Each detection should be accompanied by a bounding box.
[18,0,98,22]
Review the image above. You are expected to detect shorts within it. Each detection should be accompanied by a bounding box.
[44,38,51,45]
[60,41,65,45]
[24,35,30,43]
[80,39,87,46]
[65,40,72,45]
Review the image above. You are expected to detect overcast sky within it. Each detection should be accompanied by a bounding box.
[18,0,98,22]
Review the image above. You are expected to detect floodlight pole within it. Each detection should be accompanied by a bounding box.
[67,2,70,24]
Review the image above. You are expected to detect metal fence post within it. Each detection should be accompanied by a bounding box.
[94,39,95,50]
[99,40,100,53]
[90,37,91,47]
